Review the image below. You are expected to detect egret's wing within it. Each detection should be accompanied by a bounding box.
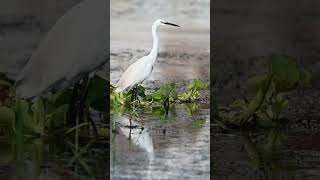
[15,0,109,99]
[115,56,151,92]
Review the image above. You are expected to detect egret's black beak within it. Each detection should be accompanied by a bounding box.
[163,22,180,27]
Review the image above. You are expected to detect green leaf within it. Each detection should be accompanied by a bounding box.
[152,106,166,117]
[29,99,45,134]
[152,83,177,102]
[90,99,107,112]
[14,100,33,134]
[192,119,206,128]
[241,135,262,167]
[151,106,169,121]
[230,99,247,109]
[247,73,269,94]
[193,79,208,90]
[136,85,146,97]
[300,69,312,85]
[271,94,288,117]
[50,104,69,127]
[0,80,12,88]
[271,55,300,85]
[87,76,108,110]
[179,80,208,102]
[237,75,273,124]
[0,107,15,124]
[52,90,72,106]
[0,142,13,165]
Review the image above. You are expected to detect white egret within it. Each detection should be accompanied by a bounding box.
[15,0,109,100]
[114,19,179,93]
[13,0,108,128]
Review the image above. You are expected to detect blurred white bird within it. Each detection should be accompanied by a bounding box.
[15,0,109,100]
[114,19,179,93]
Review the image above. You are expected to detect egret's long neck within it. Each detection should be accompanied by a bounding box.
[149,23,159,64]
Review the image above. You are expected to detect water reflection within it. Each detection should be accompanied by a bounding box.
[212,121,315,180]
[111,103,210,180]
[239,124,287,179]
[112,114,155,179]
[113,114,154,155]
[0,133,108,179]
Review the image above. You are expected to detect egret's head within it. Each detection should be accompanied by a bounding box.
[154,19,180,27]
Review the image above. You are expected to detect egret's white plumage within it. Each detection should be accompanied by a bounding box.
[115,19,179,93]
[16,0,109,99]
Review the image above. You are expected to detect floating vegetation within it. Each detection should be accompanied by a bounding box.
[211,55,313,178]
[0,76,109,137]
[0,75,109,178]
[214,55,312,128]
[179,79,208,102]
[110,79,208,125]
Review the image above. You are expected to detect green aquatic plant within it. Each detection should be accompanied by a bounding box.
[178,79,208,102]
[216,55,312,127]
[0,75,109,137]
[152,83,177,112]
[241,125,287,179]
[86,76,108,112]
[185,103,207,128]
[110,85,145,107]
[110,80,208,124]
[191,119,206,128]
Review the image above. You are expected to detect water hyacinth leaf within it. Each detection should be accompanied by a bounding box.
[274,80,295,93]
[247,73,269,94]
[0,107,15,124]
[241,135,262,167]
[152,106,167,120]
[300,69,312,85]
[87,76,108,111]
[29,99,46,134]
[152,83,177,102]
[185,103,199,117]
[271,94,288,117]
[31,99,45,122]
[192,119,206,128]
[230,99,247,109]
[14,100,33,134]
[52,90,72,106]
[0,80,12,88]
[271,55,300,85]
[0,142,14,165]
[51,104,69,127]
[237,75,273,124]
[111,92,131,106]
[263,127,286,160]
[193,79,208,90]
[90,99,107,112]
[136,85,146,97]
[179,79,208,102]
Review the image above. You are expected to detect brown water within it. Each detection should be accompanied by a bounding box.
[111,103,210,180]
[110,0,210,179]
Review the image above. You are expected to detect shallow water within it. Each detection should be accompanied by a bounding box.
[110,0,210,179]
[0,135,109,180]
[111,103,210,180]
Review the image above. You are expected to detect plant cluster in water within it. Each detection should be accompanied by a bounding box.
[0,75,110,177]
[213,55,312,179]
[110,79,208,125]
[0,76,109,137]
[214,55,312,128]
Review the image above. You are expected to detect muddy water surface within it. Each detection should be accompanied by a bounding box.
[110,0,210,179]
